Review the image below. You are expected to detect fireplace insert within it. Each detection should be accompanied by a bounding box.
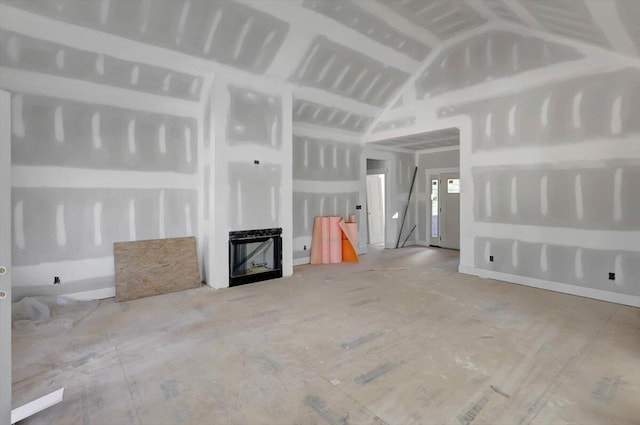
[229,228,282,287]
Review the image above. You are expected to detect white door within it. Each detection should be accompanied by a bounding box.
[439,172,460,250]
[0,90,12,424]
[429,174,440,246]
[366,174,385,244]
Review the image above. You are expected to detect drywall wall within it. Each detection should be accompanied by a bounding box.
[6,89,199,300]
[372,36,639,306]
[292,133,361,264]
[205,78,293,289]
[415,148,460,245]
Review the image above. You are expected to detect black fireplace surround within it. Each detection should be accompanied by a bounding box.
[229,228,282,287]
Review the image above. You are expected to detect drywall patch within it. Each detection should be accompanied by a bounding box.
[228,86,282,148]
[302,0,430,61]
[293,135,362,181]
[382,0,485,39]
[373,116,416,133]
[290,36,409,106]
[0,30,202,100]
[472,164,640,231]
[11,187,197,266]
[474,237,640,296]
[415,31,583,99]
[228,162,281,230]
[5,0,290,74]
[293,99,373,133]
[12,93,197,173]
[442,68,640,152]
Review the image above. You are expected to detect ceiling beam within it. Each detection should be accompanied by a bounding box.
[583,0,638,58]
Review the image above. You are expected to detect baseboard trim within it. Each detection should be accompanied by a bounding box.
[459,265,640,308]
[293,257,310,267]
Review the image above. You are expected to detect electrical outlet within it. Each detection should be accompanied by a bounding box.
[608,272,615,280]
[303,245,307,250]
[489,255,494,262]
[53,276,61,284]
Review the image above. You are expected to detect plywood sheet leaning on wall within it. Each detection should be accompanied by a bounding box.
[114,237,201,302]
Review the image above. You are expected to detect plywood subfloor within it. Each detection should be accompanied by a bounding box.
[12,246,640,424]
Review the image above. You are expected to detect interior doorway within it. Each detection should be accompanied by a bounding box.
[366,159,387,246]
[1,89,12,424]
[429,172,460,250]
[366,174,385,244]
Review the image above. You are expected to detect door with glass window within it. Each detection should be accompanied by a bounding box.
[439,173,460,250]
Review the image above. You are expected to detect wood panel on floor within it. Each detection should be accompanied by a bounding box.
[114,236,201,302]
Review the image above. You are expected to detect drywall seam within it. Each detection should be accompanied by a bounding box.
[473,223,639,252]
[459,265,640,308]
[363,22,496,139]
[12,166,197,190]
[292,123,362,145]
[415,146,460,155]
[584,0,637,57]
[379,56,606,126]
[292,180,360,194]
[295,86,380,118]
[469,137,639,167]
[357,0,440,47]
[364,144,416,155]
[0,67,200,118]
[236,0,420,73]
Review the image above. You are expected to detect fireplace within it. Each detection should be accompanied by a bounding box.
[229,228,282,287]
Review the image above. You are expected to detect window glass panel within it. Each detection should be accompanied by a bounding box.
[447,178,460,194]
[431,179,438,238]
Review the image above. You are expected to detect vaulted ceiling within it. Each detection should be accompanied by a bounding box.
[1,0,638,139]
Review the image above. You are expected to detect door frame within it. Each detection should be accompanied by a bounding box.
[365,173,385,245]
[1,89,12,424]
[439,171,461,250]
[424,167,459,248]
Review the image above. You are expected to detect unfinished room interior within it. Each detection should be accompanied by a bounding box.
[0,0,639,423]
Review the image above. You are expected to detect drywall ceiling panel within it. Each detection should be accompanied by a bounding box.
[0,30,202,100]
[520,0,611,48]
[290,36,410,107]
[302,0,430,61]
[293,99,373,133]
[616,0,640,55]
[11,94,197,173]
[228,86,282,148]
[380,0,486,40]
[482,0,527,26]
[5,0,289,74]
[415,31,583,99]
